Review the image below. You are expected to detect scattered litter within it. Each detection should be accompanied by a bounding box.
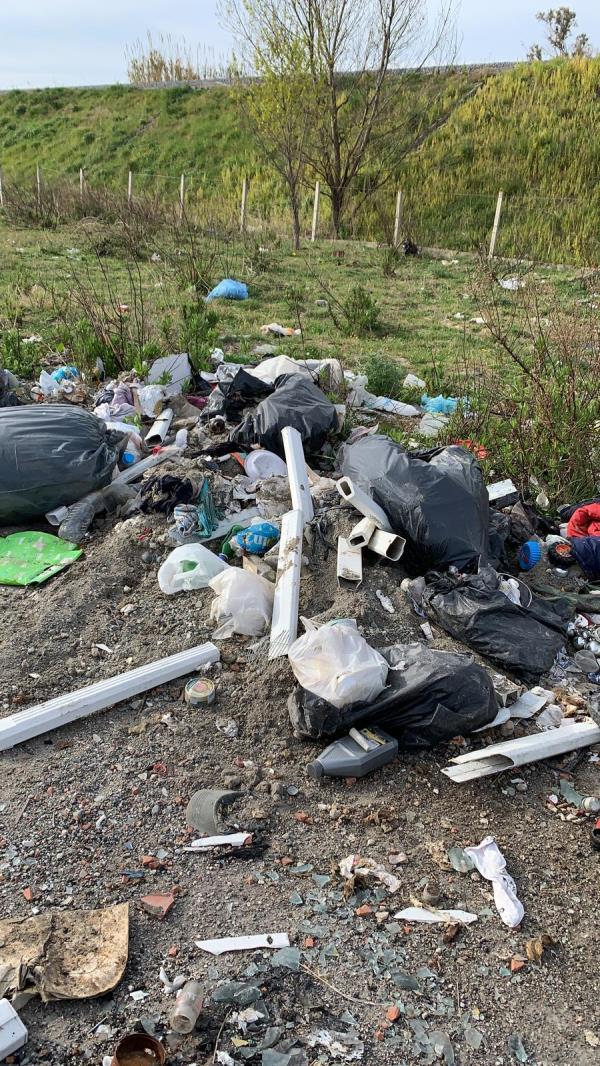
[0,531,82,586]
[464,837,524,928]
[393,906,477,925]
[185,789,242,835]
[184,833,252,851]
[306,727,398,781]
[0,999,28,1060]
[206,279,248,301]
[289,623,388,710]
[447,847,475,873]
[339,855,400,894]
[375,590,395,614]
[308,1029,365,1060]
[170,979,203,1033]
[112,1033,165,1065]
[499,277,523,290]
[196,934,290,955]
[525,932,555,963]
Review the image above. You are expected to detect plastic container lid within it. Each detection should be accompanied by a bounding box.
[518,540,542,570]
[244,450,287,481]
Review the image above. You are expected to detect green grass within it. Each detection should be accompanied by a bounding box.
[0,59,598,262]
[0,221,583,389]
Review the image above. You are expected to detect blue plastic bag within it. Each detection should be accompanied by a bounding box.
[421,394,460,415]
[51,365,79,383]
[231,521,280,556]
[206,279,249,301]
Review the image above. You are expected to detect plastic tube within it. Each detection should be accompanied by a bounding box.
[335,477,392,532]
[170,980,203,1034]
[367,528,406,562]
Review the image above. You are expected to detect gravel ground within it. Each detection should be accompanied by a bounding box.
[0,461,599,1066]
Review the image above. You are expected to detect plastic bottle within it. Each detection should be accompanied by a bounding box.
[306,727,398,780]
[170,980,203,1034]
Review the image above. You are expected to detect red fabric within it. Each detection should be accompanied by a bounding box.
[567,503,600,539]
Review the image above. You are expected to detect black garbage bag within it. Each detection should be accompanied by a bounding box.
[338,435,489,572]
[289,643,498,749]
[421,566,569,680]
[0,405,124,525]
[219,368,274,421]
[0,370,24,408]
[231,374,336,457]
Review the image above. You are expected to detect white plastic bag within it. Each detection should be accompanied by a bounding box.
[209,568,274,638]
[288,623,388,709]
[138,384,167,418]
[158,545,228,595]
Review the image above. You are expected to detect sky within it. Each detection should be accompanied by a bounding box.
[0,0,599,90]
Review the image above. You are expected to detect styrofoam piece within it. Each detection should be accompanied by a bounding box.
[145,407,174,445]
[195,933,290,955]
[335,477,392,532]
[185,832,252,851]
[282,426,314,523]
[269,509,304,659]
[348,517,377,549]
[0,643,219,753]
[0,999,28,1059]
[367,527,406,562]
[487,478,519,507]
[442,720,600,782]
[245,449,287,481]
[337,537,362,586]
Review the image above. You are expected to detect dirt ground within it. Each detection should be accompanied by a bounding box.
[0,453,599,1066]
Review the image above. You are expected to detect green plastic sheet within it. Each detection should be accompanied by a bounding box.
[0,532,82,586]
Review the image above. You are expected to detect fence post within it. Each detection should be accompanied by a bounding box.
[393,188,403,247]
[311,180,321,242]
[240,177,249,232]
[0,169,4,209]
[179,173,185,222]
[79,167,85,204]
[36,164,41,208]
[488,190,504,260]
[127,170,133,205]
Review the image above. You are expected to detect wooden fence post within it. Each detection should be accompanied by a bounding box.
[393,188,403,247]
[127,170,133,205]
[311,180,320,242]
[240,177,248,232]
[488,190,504,260]
[179,173,185,221]
[36,164,41,208]
[79,167,85,203]
[0,169,4,209]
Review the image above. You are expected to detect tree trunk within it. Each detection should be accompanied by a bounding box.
[291,193,301,252]
[331,188,344,238]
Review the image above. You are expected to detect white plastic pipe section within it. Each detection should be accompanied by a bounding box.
[0,643,220,752]
[336,477,392,531]
[146,407,174,445]
[269,509,304,659]
[443,720,600,782]
[347,517,406,562]
[282,426,314,524]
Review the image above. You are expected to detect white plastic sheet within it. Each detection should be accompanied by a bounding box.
[158,545,228,594]
[209,568,274,638]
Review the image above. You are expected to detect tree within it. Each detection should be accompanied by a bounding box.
[223,0,457,238]
[528,7,592,61]
[228,14,313,250]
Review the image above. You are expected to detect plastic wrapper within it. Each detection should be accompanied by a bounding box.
[232,375,336,458]
[206,279,248,301]
[289,643,498,747]
[209,568,274,638]
[338,435,489,573]
[0,406,124,525]
[288,623,389,710]
[421,566,569,680]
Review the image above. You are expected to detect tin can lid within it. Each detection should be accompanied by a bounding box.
[184,677,215,705]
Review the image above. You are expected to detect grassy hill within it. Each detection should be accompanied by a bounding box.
[0,58,599,262]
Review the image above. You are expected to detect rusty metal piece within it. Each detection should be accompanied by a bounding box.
[112,1032,166,1066]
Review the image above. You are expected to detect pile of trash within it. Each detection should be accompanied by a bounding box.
[1,334,600,1062]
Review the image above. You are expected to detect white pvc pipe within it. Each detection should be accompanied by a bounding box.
[442,720,600,783]
[145,407,174,445]
[0,643,220,752]
[367,528,406,562]
[282,426,314,524]
[337,536,363,585]
[348,517,376,548]
[269,509,304,659]
[336,477,392,532]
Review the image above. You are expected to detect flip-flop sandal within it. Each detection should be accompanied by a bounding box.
[592,818,600,851]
